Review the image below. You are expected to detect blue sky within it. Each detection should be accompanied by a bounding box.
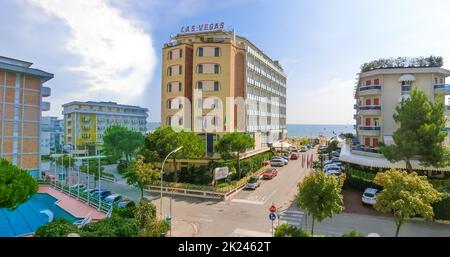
[1,0,450,124]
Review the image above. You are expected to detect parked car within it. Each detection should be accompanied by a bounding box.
[331,157,340,162]
[262,160,271,166]
[84,188,100,194]
[91,189,112,200]
[271,156,288,165]
[325,169,341,177]
[362,188,378,206]
[291,148,299,153]
[270,159,285,167]
[323,160,334,166]
[281,155,290,163]
[69,184,86,191]
[104,194,123,206]
[324,165,341,174]
[300,146,308,152]
[290,153,298,160]
[117,199,135,209]
[245,176,261,190]
[262,168,278,180]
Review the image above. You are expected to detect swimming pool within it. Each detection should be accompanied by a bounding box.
[0,193,81,237]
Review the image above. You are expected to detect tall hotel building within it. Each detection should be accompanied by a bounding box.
[62,101,148,151]
[354,66,450,148]
[161,28,287,153]
[0,56,53,177]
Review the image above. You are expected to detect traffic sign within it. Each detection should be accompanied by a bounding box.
[165,215,172,224]
[269,213,277,221]
[269,204,276,213]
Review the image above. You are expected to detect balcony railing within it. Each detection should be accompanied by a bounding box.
[434,84,450,90]
[401,85,411,92]
[352,145,381,154]
[434,84,450,95]
[359,85,381,95]
[358,126,381,131]
[41,101,50,111]
[41,86,51,97]
[359,105,381,111]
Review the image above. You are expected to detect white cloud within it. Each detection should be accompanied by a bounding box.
[27,0,155,101]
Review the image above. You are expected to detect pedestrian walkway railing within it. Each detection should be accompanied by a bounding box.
[145,167,267,200]
[48,181,110,213]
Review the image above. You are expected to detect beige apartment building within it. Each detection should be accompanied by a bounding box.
[161,29,287,154]
[0,56,53,177]
[354,66,450,148]
[62,101,148,152]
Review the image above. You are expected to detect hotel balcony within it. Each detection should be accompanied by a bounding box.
[41,101,50,111]
[353,114,359,120]
[357,126,381,136]
[359,105,381,116]
[434,84,450,95]
[358,85,381,96]
[41,86,51,97]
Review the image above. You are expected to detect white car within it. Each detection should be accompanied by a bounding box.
[104,194,123,206]
[324,164,341,171]
[362,188,378,205]
[325,169,341,177]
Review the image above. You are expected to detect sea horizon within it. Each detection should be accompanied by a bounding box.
[147,122,354,138]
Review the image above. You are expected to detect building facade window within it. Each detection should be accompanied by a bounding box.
[214,47,220,57]
[168,49,183,60]
[168,65,182,76]
[365,80,371,86]
[167,83,172,92]
[178,117,183,126]
[196,81,220,91]
[374,79,380,85]
[167,100,172,109]
[197,64,220,74]
[198,47,204,57]
[374,98,379,105]
[214,64,220,74]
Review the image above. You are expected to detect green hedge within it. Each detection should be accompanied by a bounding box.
[433,194,450,221]
[344,174,382,192]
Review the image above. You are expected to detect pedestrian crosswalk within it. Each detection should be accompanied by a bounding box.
[278,210,304,228]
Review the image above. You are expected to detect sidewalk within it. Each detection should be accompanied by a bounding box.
[170,219,198,237]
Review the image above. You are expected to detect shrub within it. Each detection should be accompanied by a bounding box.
[81,216,139,237]
[117,160,129,174]
[113,201,136,219]
[344,174,381,192]
[35,218,80,237]
[341,231,363,237]
[274,224,310,237]
[433,194,450,221]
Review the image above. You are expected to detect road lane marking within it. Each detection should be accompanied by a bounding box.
[231,228,272,237]
[231,199,265,205]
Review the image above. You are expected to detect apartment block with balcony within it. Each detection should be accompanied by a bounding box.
[353,66,450,150]
[62,101,148,151]
[161,29,287,153]
[0,56,53,177]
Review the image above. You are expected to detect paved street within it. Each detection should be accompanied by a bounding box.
[99,149,450,237]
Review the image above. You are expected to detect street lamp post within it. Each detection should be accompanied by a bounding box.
[160,146,183,221]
